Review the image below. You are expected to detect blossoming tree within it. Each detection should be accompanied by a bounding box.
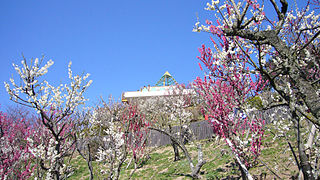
[194,0,319,179]
[194,44,266,179]
[0,110,35,180]
[4,56,92,179]
[73,107,96,180]
[90,99,150,180]
[139,85,206,179]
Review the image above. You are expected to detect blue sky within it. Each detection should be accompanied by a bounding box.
[0,0,308,108]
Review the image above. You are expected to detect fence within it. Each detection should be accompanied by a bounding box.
[146,120,214,147]
[146,106,290,147]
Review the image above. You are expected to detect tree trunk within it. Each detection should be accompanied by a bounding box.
[171,140,180,161]
[190,144,206,179]
[76,141,94,180]
[296,115,315,180]
[298,143,315,180]
[169,126,180,161]
[87,144,94,180]
[53,141,62,180]
[290,66,320,126]
[298,124,316,179]
[226,138,253,180]
[149,127,206,179]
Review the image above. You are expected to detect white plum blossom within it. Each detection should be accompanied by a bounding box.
[5,58,92,114]
[4,57,92,179]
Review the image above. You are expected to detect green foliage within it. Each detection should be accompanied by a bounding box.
[246,96,263,110]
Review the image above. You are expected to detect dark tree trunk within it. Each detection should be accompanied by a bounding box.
[290,66,320,126]
[149,127,206,179]
[171,140,180,161]
[169,126,180,161]
[87,144,94,180]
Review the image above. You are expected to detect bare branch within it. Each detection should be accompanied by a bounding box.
[300,30,320,51]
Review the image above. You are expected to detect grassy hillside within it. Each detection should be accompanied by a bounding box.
[67,130,299,179]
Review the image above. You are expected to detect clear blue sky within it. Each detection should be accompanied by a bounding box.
[0,0,308,108]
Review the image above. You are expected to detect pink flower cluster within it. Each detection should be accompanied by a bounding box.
[0,111,35,179]
[195,40,267,167]
[122,104,150,162]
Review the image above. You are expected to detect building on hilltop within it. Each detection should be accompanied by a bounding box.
[121,71,192,102]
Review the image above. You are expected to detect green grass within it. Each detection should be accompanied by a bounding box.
[66,130,300,180]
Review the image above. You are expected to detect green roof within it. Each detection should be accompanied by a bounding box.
[155,71,177,86]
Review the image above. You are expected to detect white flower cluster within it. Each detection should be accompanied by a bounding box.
[140,93,194,126]
[89,107,126,177]
[4,58,92,115]
[28,137,60,179]
[285,6,320,37]
[0,136,13,154]
[281,5,320,62]
[28,131,74,179]
[194,0,265,34]
[205,0,219,11]
[96,126,125,164]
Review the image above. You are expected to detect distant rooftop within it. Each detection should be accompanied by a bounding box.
[155,71,177,87]
[122,71,179,102]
